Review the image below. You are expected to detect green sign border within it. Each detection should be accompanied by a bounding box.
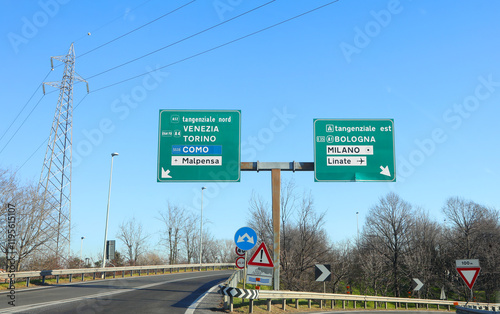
[157,109,241,182]
[314,119,396,182]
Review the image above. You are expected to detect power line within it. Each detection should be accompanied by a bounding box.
[17,94,89,171]
[92,0,340,93]
[78,0,197,59]
[73,0,153,43]
[86,0,277,80]
[0,70,52,143]
[14,1,340,167]
[0,95,46,155]
[17,136,48,171]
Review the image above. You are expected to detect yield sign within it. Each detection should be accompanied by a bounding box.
[456,267,481,289]
[247,242,274,267]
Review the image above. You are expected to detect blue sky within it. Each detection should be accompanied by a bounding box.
[1,0,499,262]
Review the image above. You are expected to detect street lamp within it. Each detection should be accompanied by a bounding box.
[102,152,119,269]
[356,212,359,245]
[80,236,85,266]
[199,187,206,265]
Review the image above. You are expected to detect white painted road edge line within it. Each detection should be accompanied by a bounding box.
[0,273,223,314]
[185,284,220,314]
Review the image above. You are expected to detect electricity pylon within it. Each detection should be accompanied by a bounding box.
[39,43,88,266]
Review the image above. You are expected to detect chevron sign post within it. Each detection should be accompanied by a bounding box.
[219,286,259,299]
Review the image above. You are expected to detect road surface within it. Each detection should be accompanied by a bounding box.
[0,270,232,313]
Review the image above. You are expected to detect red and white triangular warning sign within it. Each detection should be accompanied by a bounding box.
[456,267,481,290]
[248,242,274,267]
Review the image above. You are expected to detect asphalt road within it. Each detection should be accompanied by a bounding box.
[0,270,232,314]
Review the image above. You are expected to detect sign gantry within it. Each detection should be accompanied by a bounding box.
[157,112,397,291]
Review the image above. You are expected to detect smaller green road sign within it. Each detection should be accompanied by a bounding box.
[158,110,241,182]
[314,119,395,182]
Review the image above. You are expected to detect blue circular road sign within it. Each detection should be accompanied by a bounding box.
[234,227,257,251]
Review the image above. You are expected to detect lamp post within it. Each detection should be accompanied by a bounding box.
[80,236,85,266]
[102,152,118,269]
[356,211,359,245]
[199,187,206,265]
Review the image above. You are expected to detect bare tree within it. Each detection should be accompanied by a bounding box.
[247,191,272,246]
[329,240,355,293]
[181,212,199,263]
[362,192,414,297]
[116,217,149,266]
[158,203,185,264]
[247,184,330,291]
[138,251,165,265]
[283,193,330,291]
[0,170,56,271]
[219,239,235,263]
[442,197,497,258]
[404,208,441,298]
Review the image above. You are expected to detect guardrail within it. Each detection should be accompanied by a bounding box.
[221,269,244,311]
[0,263,235,287]
[457,305,499,313]
[255,290,499,311]
[219,270,499,313]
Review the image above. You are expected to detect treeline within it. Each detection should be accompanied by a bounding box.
[0,169,234,271]
[1,168,498,303]
[112,204,235,267]
[0,169,63,271]
[248,181,499,303]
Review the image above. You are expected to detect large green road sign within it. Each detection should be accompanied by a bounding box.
[314,119,395,182]
[157,110,241,182]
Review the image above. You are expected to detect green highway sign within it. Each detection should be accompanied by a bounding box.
[157,110,241,182]
[314,119,395,182]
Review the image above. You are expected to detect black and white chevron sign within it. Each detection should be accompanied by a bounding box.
[219,286,259,299]
[315,264,331,282]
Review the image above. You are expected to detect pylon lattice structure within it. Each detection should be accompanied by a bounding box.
[39,43,88,266]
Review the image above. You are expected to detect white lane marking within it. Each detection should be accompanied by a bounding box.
[185,284,220,314]
[0,273,225,313]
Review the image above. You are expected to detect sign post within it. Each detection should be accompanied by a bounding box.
[157,110,241,182]
[314,119,395,182]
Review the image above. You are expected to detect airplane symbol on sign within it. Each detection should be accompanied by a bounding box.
[358,158,365,164]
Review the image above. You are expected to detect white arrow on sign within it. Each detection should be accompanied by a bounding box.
[316,264,331,282]
[161,168,172,178]
[237,233,254,244]
[380,166,391,177]
[413,278,424,291]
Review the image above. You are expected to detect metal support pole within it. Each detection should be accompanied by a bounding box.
[102,153,118,272]
[271,169,280,290]
[243,251,247,288]
[200,187,206,265]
